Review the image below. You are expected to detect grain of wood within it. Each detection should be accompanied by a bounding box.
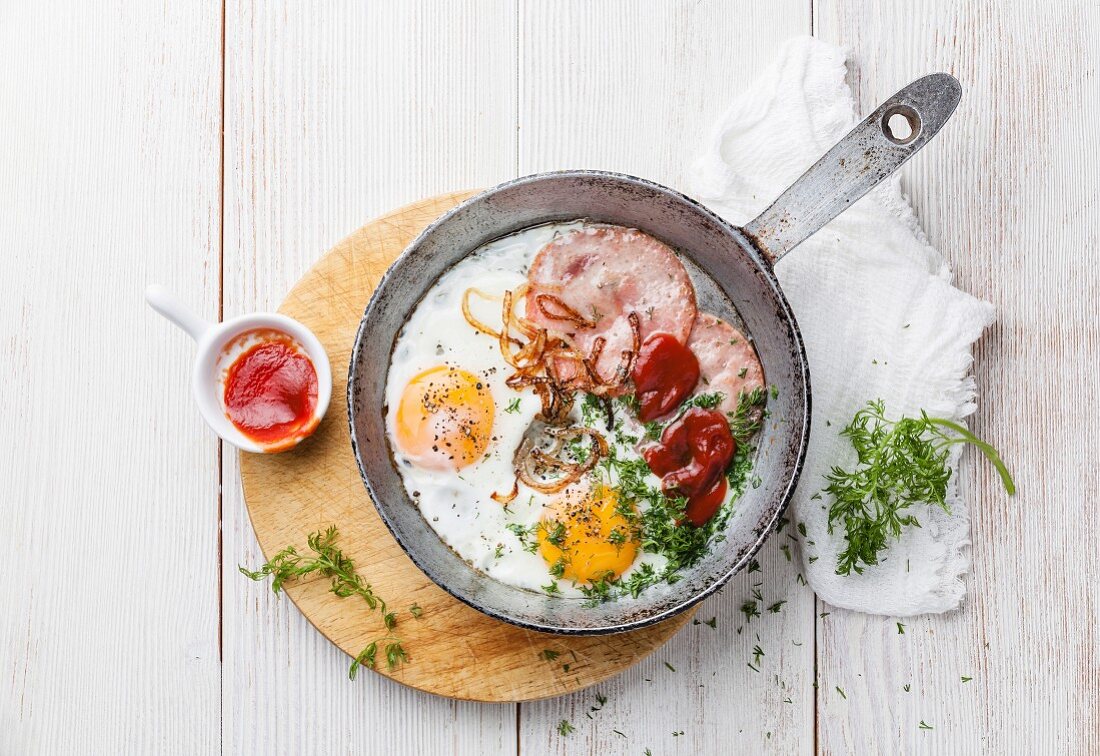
[814,1,1100,753]
[0,1,223,753]
[221,2,519,753]
[516,2,817,753]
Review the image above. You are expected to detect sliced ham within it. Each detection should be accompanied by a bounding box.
[525,225,697,390]
[687,314,765,417]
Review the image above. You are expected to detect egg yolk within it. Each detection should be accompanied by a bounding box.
[394,366,494,470]
[538,484,639,584]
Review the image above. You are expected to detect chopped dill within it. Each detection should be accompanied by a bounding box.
[740,600,760,622]
[825,400,1014,575]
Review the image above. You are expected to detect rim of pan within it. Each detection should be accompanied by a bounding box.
[347,169,812,634]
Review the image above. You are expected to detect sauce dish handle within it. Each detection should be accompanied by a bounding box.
[743,72,962,264]
[144,284,212,342]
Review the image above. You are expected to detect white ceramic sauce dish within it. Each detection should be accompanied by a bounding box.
[145,284,331,453]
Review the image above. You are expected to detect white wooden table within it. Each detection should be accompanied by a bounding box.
[2,2,1097,754]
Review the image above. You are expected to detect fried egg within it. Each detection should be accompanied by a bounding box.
[537,482,639,584]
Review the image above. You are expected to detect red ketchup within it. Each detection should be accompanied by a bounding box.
[642,408,735,526]
[631,333,700,422]
[223,332,319,449]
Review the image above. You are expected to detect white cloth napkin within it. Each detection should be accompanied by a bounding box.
[690,37,994,615]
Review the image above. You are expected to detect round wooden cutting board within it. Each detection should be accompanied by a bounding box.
[239,191,694,702]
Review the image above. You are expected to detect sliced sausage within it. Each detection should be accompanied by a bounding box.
[687,313,765,417]
[525,225,697,388]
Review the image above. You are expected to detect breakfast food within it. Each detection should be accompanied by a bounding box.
[526,226,697,387]
[385,221,765,601]
[688,314,767,418]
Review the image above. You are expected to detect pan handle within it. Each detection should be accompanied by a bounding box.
[742,73,962,264]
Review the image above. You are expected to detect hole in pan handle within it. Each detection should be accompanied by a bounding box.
[742,72,962,264]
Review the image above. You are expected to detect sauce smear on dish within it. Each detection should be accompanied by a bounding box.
[223,333,318,446]
[642,408,735,526]
[632,333,700,421]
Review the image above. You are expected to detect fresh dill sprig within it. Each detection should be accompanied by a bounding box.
[385,641,409,669]
[824,400,1014,576]
[680,391,725,411]
[543,519,567,547]
[557,719,575,736]
[238,525,384,611]
[506,522,540,554]
[238,526,406,680]
[727,386,767,440]
[642,420,663,441]
[348,637,409,679]
[348,642,377,680]
[549,557,567,578]
[578,571,617,605]
[740,600,760,622]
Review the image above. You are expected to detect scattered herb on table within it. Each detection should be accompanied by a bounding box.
[238,525,408,679]
[741,600,760,622]
[919,720,933,730]
[557,719,575,736]
[823,400,1015,576]
[836,686,847,699]
[897,622,905,635]
[539,649,561,662]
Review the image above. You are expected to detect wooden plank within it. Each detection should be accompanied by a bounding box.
[0,1,223,754]
[221,2,519,752]
[813,1,1100,752]
[516,2,816,753]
